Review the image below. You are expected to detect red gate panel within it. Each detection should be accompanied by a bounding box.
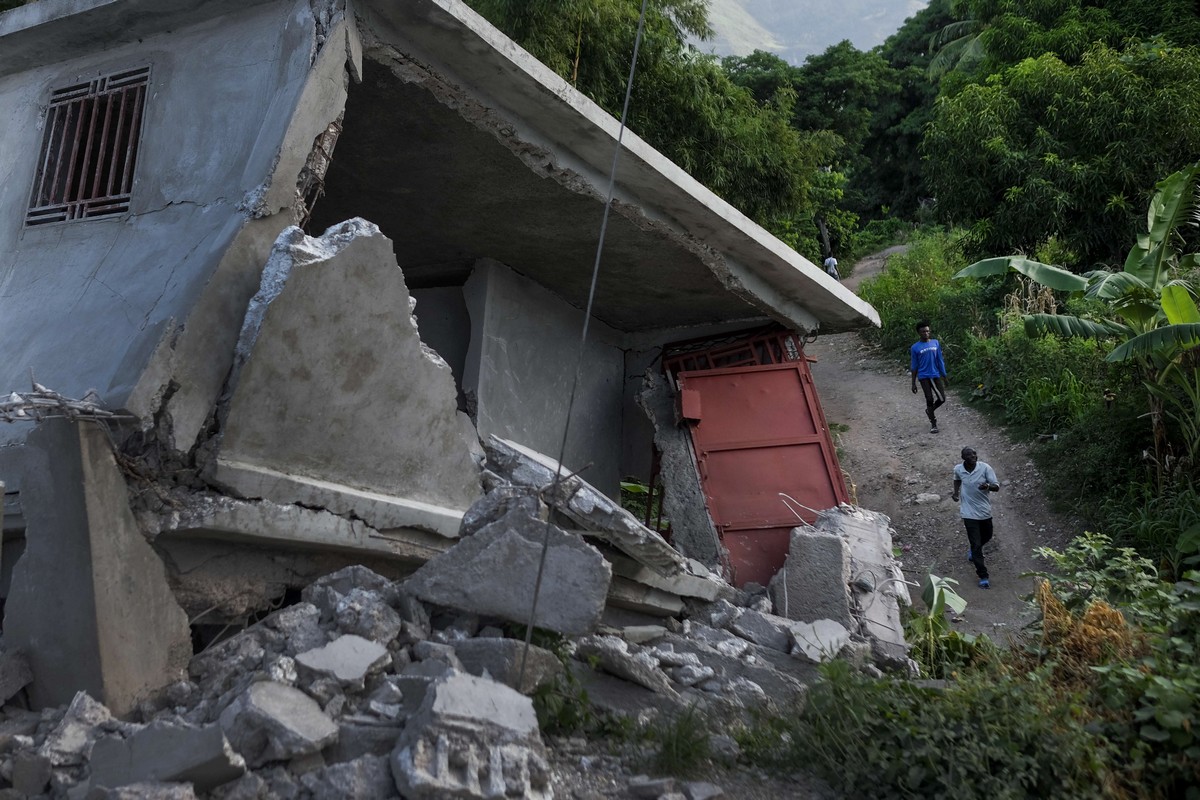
[679,361,848,587]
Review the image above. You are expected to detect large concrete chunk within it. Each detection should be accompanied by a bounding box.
[3,420,191,714]
[214,221,482,532]
[0,649,33,705]
[823,507,910,654]
[485,436,685,576]
[89,722,245,793]
[38,691,112,767]
[300,754,397,800]
[405,508,611,636]
[218,681,338,768]
[767,526,853,630]
[390,671,550,800]
[295,635,389,689]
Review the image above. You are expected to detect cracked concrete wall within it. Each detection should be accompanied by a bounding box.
[0,0,347,452]
[462,259,624,499]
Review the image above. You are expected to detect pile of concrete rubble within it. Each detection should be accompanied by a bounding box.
[0,438,911,800]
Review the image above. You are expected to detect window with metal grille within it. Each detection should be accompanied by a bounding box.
[26,67,150,226]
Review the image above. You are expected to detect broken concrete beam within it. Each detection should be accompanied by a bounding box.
[218,682,338,768]
[767,526,853,630]
[390,671,551,800]
[452,638,564,695]
[0,650,33,706]
[636,371,725,569]
[404,507,611,636]
[575,636,678,697]
[606,575,684,617]
[154,494,452,563]
[3,420,191,714]
[789,620,851,664]
[213,221,482,531]
[485,436,685,576]
[607,554,727,603]
[88,722,245,794]
[295,635,389,690]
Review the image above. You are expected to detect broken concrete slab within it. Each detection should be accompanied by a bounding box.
[452,638,564,695]
[390,671,551,800]
[485,436,685,576]
[606,576,684,617]
[608,554,727,603]
[89,722,245,794]
[218,682,338,768]
[3,421,191,714]
[767,526,852,630]
[295,636,389,690]
[214,221,482,532]
[789,620,851,664]
[405,507,611,636]
[728,608,792,653]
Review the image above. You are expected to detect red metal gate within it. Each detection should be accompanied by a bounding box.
[677,359,848,587]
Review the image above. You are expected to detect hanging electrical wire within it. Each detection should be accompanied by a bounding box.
[517,0,652,686]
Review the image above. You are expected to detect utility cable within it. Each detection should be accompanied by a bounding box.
[519,0,651,686]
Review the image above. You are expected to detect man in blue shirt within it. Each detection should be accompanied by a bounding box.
[909,320,947,433]
[951,447,1000,588]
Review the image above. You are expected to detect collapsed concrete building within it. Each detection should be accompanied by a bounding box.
[0,0,894,735]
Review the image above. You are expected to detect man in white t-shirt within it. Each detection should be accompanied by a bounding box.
[823,255,840,280]
[951,446,1000,588]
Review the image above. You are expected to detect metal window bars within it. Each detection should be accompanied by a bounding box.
[26,66,150,226]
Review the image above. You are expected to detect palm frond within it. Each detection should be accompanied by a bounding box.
[1107,323,1200,362]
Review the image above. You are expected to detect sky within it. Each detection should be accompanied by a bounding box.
[700,0,931,64]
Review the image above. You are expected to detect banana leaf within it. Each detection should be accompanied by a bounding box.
[1126,163,1200,286]
[955,256,1087,291]
[1162,284,1200,326]
[1107,323,1200,362]
[1023,313,1118,339]
[1084,270,1150,301]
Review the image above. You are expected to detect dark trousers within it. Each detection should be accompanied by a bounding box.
[964,517,993,579]
[920,377,946,422]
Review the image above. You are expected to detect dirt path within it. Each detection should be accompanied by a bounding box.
[809,247,1078,638]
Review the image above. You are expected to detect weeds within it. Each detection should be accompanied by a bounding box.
[645,705,712,776]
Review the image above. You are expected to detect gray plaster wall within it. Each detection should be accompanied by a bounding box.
[3,419,191,714]
[0,0,330,449]
[410,287,472,398]
[463,259,623,498]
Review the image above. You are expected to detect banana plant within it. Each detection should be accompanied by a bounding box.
[954,162,1200,482]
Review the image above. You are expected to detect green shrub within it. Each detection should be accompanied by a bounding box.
[1092,483,1200,578]
[858,229,1002,361]
[645,705,712,776]
[742,660,1105,799]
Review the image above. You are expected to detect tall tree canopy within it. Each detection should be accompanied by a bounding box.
[924,41,1200,265]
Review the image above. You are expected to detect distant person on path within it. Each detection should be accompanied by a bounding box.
[910,320,947,433]
[823,254,840,280]
[951,446,1000,588]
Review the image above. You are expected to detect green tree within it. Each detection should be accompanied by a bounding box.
[925,42,1200,266]
[956,163,1200,483]
[469,0,833,257]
